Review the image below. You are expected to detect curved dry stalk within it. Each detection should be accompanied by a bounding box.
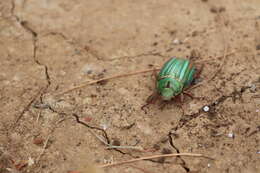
[99,153,214,168]
[56,50,235,97]
[56,68,161,96]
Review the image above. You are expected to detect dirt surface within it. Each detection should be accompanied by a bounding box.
[1,0,260,173]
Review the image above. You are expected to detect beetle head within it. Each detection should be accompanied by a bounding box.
[160,81,175,100]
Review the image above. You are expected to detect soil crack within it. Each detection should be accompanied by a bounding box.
[168,133,190,172]
[10,1,51,87]
[10,1,51,128]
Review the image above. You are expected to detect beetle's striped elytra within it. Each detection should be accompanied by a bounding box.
[156,57,196,100]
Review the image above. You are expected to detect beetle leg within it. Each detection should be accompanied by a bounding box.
[183,91,194,99]
[173,95,185,113]
[183,91,205,100]
[194,64,204,79]
[141,92,159,110]
[147,92,159,104]
[142,68,159,110]
[180,93,185,102]
[159,101,167,110]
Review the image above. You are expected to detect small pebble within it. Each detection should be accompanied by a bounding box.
[100,123,109,130]
[227,133,234,138]
[173,38,180,44]
[203,106,210,112]
[256,109,259,113]
[207,163,211,168]
[83,97,92,104]
[257,151,260,154]
[28,157,34,166]
[249,84,257,93]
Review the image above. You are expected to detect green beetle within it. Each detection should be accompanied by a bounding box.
[143,57,200,108]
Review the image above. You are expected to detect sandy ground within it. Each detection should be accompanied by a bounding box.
[0,0,260,173]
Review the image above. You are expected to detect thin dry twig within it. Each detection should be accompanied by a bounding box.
[100,153,214,168]
[13,88,43,128]
[106,145,144,150]
[56,68,161,96]
[109,51,165,61]
[36,111,41,123]
[56,47,235,97]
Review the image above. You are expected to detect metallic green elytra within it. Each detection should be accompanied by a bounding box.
[157,57,196,100]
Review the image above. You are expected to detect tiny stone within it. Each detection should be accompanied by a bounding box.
[249,84,257,93]
[100,123,108,130]
[28,157,34,166]
[173,38,180,44]
[227,133,234,138]
[83,97,92,104]
[257,151,260,154]
[256,44,260,50]
[256,109,259,113]
[203,106,210,112]
[207,163,211,168]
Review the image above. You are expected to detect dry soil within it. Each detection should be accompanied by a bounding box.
[0,0,260,173]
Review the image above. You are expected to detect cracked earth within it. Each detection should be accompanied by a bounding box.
[0,0,260,173]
